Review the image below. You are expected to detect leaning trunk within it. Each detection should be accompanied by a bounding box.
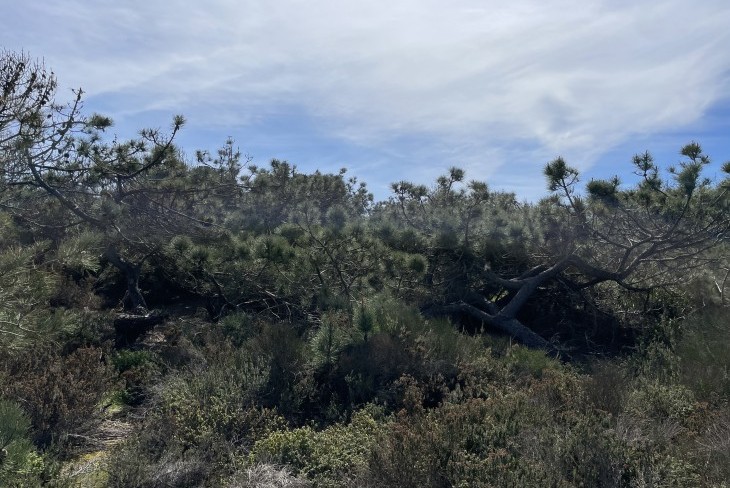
[122,264,147,311]
[489,314,556,353]
[104,247,147,311]
[440,302,557,354]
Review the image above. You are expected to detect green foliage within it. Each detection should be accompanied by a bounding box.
[544,156,579,192]
[112,349,162,405]
[106,343,287,486]
[626,380,696,422]
[112,349,156,372]
[0,399,31,450]
[244,322,309,417]
[218,311,258,346]
[370,394,534,487]
[56,231,104,274]
[366,365,709,487]
[406,253,428,274]
[583,360,629,416]
[0,213,22,249]
[504,345,560,379]
[0,401,45,487]
[308,311,356,370]
[2,49,729,486]
[156,347,277,448]
[0,400,45,487]
[250,407,385,487]
[233,160,372,233]
[106,438,209,488]
[0,243,61,348]
[354,303,376,340]
[673,306,730,403]
[586,176,620,203]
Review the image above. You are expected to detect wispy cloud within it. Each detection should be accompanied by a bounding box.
[4,0,729,197]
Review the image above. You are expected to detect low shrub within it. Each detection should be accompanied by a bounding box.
[226,463,311,488]
[156,349,280,448]
[106,438,208,488]
[625,380,696,424]
[244,322,308,419]
[0,399,45,487]
[0,346,115,449]
[112,349,163,405]
[504,344,560,379]
[250,407,385,487]
[369,396,529,487]
[366,365,706,488]
[219,311,259,347]
[693,408,730,484]
[583,359,629,416]
[674,306,730,403]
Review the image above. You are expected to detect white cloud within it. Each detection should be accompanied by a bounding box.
[3,0,729,197]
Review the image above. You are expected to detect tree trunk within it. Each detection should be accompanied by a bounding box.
[439,302,558,355]
[104,247,147,311]
[122,264,147,311]
[489,314,556,353]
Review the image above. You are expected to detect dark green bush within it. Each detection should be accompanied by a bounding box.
[112,349,163,405]
[244,322,309,419]
[674,306,730,403]
[583,359,629,416]
[219,311,258,346]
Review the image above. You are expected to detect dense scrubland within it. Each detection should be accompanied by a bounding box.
[1,50,729,487]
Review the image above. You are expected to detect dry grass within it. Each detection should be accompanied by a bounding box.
[226,463,312,488]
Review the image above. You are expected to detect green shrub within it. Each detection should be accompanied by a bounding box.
[626,380,696,423]
[368,297,423,337]
[308,311,356,370]
[219,312,258,347]
[113,349,155,372]
[324,302,485,412]
[369,396,529,487]
[0,243,58,350]
[583,359,629,416]
[334,333,413,408]
[157,352,278,448]
[367,365,705,488]
[674,306,730,403]
[245,322,308,418]
[0,399,45,487]
[693,409,730,485]
[112,349,163,405]
[504,344,560,379]
[251,407,385,487]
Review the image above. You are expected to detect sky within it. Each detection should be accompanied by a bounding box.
[3,0,729,201]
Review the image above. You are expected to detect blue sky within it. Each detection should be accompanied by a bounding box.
[4,0,729,200]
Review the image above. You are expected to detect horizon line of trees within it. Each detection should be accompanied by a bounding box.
[2,49,728,354]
